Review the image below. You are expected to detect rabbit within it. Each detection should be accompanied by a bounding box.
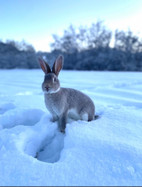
[38,55,95,133]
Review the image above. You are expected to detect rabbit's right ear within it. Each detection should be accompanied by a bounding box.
[52,55,63,76]
[38,58,51,74]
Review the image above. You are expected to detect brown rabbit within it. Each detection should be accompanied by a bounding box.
[39,55,95,133]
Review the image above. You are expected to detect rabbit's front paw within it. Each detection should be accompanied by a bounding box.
[50,115,58,122]
[60,129,65,134]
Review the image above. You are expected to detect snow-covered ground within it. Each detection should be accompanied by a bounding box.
[0,69,142,186]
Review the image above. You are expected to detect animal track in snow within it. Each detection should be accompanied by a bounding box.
[0,107,44,129]
[0,103,16,114]
[36,131,64,163]
[24,115,64,163]
[0,103,65,164]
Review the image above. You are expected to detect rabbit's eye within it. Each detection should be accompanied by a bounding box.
[53,77,57,82]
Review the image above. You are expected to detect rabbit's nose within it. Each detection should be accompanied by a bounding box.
[45,86,49,91]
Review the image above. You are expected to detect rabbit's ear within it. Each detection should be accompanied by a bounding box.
[52,55,63,76]
[38,58,51,74]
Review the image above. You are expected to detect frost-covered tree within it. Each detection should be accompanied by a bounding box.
[114,30,142,53]
[51,25,79,53]
[87,21,112,49]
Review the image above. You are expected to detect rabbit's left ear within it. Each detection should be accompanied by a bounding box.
[38,58,51,74]
[52,55,63,76]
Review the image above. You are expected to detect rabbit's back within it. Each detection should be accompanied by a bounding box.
[64,88,94,109]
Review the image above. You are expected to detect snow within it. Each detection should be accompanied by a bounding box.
[0,69,142,186]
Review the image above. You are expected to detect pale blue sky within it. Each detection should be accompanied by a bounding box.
[1,0,142,51]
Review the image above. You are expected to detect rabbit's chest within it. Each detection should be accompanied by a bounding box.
[44,95,61,115]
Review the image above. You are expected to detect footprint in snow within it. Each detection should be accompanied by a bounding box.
[36,131,64,163]
[0,107,44,129]
[0,103,64,164]
[0,103,16,114]
[23,115,65,163]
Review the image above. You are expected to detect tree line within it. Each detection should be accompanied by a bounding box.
[1,21,142,71]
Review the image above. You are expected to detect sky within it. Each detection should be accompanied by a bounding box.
[1,0,142,52]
